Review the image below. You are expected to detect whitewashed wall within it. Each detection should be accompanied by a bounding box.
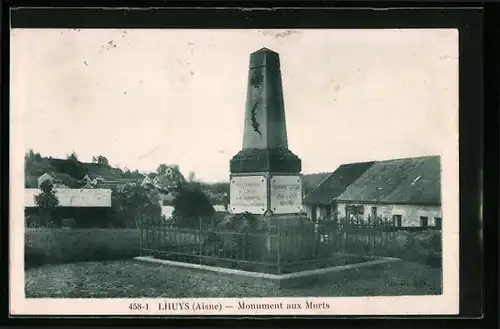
[161,206,175,220]
[337,202,442,227]
[213,205,227,212]
[303,205,334,220]
[25,188,112,207]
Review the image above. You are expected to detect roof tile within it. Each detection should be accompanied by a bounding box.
[337,155,441,205]
[303,161,375,205]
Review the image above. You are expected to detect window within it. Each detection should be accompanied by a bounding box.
[435,217,442,229]
[393,214,402,227]
[326,207,332,219]
[311,206,317,221]
[420,216,429,228]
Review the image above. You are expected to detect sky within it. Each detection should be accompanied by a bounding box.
[11,29,458,183]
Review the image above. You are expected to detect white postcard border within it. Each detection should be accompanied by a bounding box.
[10,28,460,316]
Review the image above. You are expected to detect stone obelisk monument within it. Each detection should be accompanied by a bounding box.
[229,48,304,221]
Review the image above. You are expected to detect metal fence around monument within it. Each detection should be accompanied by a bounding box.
[139,216,323,274]
[137,214,429,274]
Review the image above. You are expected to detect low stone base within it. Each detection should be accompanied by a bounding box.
[134,255,402,289]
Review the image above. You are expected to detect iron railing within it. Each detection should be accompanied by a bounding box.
[139,215,441,274]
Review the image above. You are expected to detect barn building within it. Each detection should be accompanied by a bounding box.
[303,161,374,221]
[303,155,442,228]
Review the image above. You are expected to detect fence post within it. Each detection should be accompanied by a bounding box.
[139,214,143,257]
[199,216,202,265]
[277,221,281,275]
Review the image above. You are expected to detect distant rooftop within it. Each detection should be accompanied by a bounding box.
[304,155,441,206]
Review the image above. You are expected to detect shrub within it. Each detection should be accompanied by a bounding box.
[217,212,266,232]
[202,213,317,265]
[25,228,140,268]
[172,185,215,228]
[201,213,269,262]
[380,230,442,267]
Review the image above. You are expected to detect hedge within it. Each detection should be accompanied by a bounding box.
[25,228,140,268]
[377,230,442,267]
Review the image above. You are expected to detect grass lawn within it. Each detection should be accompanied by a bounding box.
[25,260,442,298]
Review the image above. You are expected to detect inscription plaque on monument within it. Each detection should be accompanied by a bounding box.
[270,175,303,214]
[230,176,267,214]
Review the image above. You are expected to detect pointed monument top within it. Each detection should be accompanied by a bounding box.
[249,47,280,69]
[230,47,301,174]
[251,47,278,54]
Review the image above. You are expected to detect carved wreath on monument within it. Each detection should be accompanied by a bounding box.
[249,72,263,137]
[250,72,263,89]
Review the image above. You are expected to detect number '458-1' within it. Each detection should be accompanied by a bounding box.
[129,303,148,310]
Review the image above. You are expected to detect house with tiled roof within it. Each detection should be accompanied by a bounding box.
[141,175,154,187]
[336,155,441,228]
[82,182,94,189]
[37,172,78,189]
[303,161,375,221]
[79,173,139,190]
[304,155,442,228]
[79,173,107,186]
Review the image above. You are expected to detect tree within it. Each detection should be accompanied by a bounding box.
[111,183,160,228]
[92,155,109,166]
[210,182,230,195]
[156,164,169,175]
[123,168,134,178]
[147,172,158,179]
[58,151,84,178]
[170,164,180,174]
[26,149,35,161]
[35,180,59,209]
[25,149,43,171]
[99,156,108,166]
[172,184,215,228]
[97,155,109,166]
[25,150,35,173]
[34,180,60,227]
[67,151,78,163]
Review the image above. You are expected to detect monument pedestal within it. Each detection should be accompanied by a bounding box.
[229,172,303,216]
